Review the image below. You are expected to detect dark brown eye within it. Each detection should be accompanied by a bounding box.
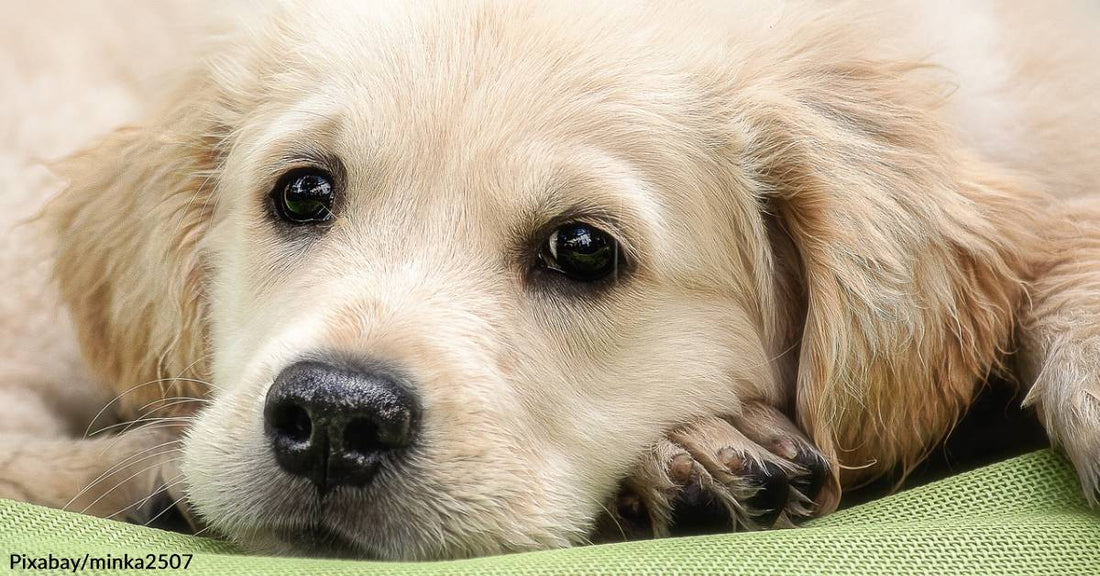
[272,170,335,224]
[543,222,619,282]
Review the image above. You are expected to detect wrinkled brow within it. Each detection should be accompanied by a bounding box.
[509,152,665,268]
[238,94,346,189]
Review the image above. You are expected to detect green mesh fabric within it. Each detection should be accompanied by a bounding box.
[3,450,1098,575]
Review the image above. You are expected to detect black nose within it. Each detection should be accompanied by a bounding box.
[264,360,419,491]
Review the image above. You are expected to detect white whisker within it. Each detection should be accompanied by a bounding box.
[66,442,183,511]
[77,454,184,517]
[143,493,191,528]
[88,416,194,439]
[82,375,218,440]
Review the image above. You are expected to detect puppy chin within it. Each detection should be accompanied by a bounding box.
[191,466,477,560]
[252,525,379,560]
[215,499,397,560]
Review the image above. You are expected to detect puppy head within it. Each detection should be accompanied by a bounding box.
[48,0,1038,560]
[51,1,786,559]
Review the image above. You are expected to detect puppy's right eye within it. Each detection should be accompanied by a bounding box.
[541,222,619,282]
[271,169,336,225]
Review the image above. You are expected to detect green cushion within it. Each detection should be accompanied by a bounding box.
[3,450,1098,575]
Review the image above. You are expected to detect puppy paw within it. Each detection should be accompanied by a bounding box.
[597,404,837,540]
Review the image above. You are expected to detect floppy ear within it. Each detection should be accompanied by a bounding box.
[46,74,225,419]
[740,57,1047,489]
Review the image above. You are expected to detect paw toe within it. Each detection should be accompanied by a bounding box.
[668,452,695,484]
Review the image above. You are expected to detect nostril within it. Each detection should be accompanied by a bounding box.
[273,403,312,444]
[343,418,382,457]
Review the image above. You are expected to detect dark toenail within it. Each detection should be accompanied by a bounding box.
[669,453,694,484]
[717,447,744,471]
[669,478,734,537]
[745,460,789,528]
[790,448,830,501]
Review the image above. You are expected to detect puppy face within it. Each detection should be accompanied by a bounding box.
[61,0,1026,561]
[177,1,784,559]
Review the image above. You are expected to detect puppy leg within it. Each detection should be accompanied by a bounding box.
[1018,198,1100,502]
[0,380,188,525]
[0,427,185,523]
[600,403,836,539]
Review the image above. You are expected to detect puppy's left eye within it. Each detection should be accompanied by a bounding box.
[272,169,335,224]
[542,222,619,282]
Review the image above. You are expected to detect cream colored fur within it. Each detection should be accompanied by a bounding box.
[2,0,1099,560]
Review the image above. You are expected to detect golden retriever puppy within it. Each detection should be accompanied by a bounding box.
[2,0,1099,560]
